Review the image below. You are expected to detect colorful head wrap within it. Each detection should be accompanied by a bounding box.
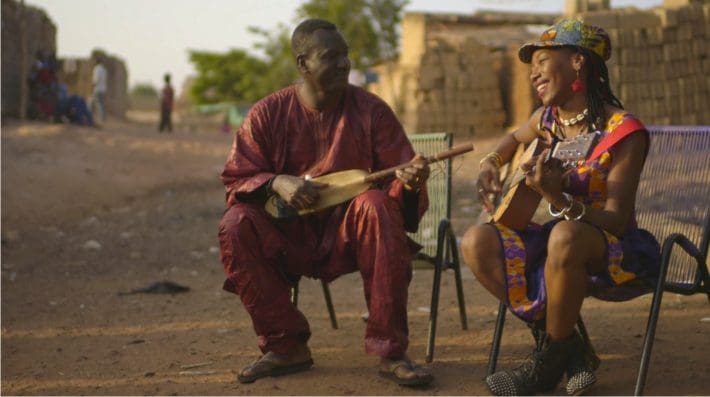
[518,19,611,63]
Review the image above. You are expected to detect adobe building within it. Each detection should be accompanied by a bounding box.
[1,0,56,118]
[58,50,130,118]
[1,0,129,119]
[577,0,710,126]
[369,11,556,137]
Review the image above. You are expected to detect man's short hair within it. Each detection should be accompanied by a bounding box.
[291,18,337,57]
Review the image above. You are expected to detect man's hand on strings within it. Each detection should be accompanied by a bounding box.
[272,175,328,210]
[477,160,502,214]
[396,153,430,191]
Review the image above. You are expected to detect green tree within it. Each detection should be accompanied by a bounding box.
[187,0,409,105]
[367,0,409,62]
[130,83,158,98]
[188,49,268,104]
[247,23,300,94]
[296,0,408,68]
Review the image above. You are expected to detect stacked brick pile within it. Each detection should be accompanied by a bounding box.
[369,12,549,137]
[370,34,505,138]
[371,4,707,136]
[581,1,710,125]
[399,34,506,137]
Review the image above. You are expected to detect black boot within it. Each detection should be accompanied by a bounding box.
[565,330,600,395]
[527,319,546,347]
[485,332,579,396]
[527,320,600,395]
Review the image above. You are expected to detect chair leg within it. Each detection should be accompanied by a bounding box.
[426,218,455,363]
[635,238,673,396]
[635,288,665,396]
[425,258,443,363]
[449,231,468,330]
[487,302,507,375]
[320,280,338,330]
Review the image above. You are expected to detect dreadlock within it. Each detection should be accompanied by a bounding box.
[577,48,624,131]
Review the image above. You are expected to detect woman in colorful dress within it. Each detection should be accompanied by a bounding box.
[460,19,661,395]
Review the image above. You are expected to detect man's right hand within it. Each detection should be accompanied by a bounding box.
[271,175,328,210]
[477,161,502,214]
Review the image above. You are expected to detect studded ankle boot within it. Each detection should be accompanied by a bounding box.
[527,320,600,395]
[565,330,600,395]
[528,319,546,348]
[485,332,578,396]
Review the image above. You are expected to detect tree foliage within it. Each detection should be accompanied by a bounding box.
[130,83,158,98]
[296,0,408,68]
[188,0,409,105]
[188,49,268,104]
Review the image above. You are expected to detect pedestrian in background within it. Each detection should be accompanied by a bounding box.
[159,73,174,133]
[91,55,107,124]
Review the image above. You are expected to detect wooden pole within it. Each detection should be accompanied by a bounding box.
[19,0,27,119]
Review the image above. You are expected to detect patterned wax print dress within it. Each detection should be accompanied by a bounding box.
[491,108,662,322]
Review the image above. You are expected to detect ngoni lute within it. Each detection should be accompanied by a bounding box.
[265,143,474,219]
[491,132,600,230]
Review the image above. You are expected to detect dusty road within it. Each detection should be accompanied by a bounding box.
[1,117,708,395]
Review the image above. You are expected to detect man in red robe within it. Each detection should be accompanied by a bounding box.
[218,19,433,386]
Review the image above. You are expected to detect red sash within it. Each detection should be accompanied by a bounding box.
[587,115,646,164]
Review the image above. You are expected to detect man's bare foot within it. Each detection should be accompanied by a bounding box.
[237,343,313,384]
[378,356,433,386]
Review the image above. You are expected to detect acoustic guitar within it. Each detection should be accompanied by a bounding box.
[265,143,474,219]
[491,133,600,230]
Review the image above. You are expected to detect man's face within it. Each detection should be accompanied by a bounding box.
[300,29,351,93]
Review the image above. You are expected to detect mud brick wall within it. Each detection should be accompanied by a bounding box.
[580,1,710,125]
[370,12,546,137]
[406,35,506,137]
[1,0,56,117]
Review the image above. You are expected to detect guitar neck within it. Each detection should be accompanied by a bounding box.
[505,133,600,190]
[363,143,474,183]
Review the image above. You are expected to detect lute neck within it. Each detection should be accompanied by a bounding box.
[363,143,474,183]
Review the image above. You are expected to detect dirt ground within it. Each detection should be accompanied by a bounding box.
[1,115,708,396]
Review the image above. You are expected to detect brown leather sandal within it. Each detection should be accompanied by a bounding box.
[378,359,433,387]
[237,354,314,384]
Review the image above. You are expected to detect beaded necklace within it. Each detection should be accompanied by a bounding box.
[558,108,589,126]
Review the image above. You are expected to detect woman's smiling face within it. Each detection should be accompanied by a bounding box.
[529,48,579,107]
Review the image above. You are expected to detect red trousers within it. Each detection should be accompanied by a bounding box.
[218,190,414,358]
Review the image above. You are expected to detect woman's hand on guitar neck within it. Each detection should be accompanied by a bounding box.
[271,174,329,210]
[477,161,502,213]
[522,149,566,204]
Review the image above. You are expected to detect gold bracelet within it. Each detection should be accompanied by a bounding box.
[479,152,503,169]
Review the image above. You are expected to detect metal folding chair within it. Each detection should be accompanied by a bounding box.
[291,278,338,329]
[485,126,710,395]
[631,126,710,394]
[409,132,468,363]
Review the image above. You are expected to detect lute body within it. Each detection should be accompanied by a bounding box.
[265,143,474,219]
